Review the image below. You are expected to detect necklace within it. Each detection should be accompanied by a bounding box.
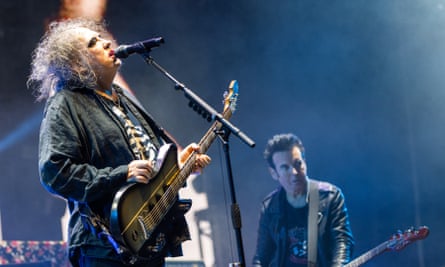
[95,89,121,109]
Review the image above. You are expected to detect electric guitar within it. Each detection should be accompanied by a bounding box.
[345,226,429,267]
[110,80,239,258]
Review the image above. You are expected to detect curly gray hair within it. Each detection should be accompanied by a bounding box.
[27,18,112,101]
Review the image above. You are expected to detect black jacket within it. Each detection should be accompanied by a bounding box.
[39,86,189,263]
[252,179,354,267]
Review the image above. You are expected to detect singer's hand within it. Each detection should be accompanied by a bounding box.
[127,160,156,184]
[179,143,211,174]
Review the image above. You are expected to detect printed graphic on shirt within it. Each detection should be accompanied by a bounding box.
[287,226,308,265]
[133,124,158,161]
[112,105,158,161]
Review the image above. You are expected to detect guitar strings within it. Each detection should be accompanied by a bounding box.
[139,102,232,233]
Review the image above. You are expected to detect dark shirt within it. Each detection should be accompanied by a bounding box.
[284,203,308,267]
[252,180,354,267]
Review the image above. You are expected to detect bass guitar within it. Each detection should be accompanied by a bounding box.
[345,226,429,267]
[110,80,239,258]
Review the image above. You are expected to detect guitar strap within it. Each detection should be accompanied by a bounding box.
[76,202,138,265]
[114,84,181,149]
[308,179,319,267]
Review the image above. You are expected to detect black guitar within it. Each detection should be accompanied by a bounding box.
[110,80,239,258]
[345,226,429,267]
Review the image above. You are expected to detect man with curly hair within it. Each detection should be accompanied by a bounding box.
[28,18,211,267]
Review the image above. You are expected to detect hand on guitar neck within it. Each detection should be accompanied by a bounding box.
[179,143,211,175]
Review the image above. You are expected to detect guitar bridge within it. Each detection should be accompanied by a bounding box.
[137,216,150,240]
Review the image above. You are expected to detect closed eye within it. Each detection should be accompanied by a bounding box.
[87,36,98,48]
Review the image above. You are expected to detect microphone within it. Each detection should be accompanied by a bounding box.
[114,37,164,58]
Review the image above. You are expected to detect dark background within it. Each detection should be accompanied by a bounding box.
[1,0,444,266]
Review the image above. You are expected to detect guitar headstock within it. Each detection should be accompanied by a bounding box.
[223,80,239,116]
[386,226,429,251]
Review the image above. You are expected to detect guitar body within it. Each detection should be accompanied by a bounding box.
[110,143,181,257]
[109,80,239,258]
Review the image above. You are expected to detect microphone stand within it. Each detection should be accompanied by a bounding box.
[216,126,246,267]
[139,52,255,267]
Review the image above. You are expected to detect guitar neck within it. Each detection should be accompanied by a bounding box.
[145,82,238,242]
[345,241,388,267]
[176,107,232,185]
[345,226,429,267]
[154,107,233,223]
[198,113,230,153]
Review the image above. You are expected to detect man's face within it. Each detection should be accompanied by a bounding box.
[269,146,307,196]
[72,27,121,81]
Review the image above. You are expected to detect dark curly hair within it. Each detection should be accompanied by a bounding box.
[264,133,305,169]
